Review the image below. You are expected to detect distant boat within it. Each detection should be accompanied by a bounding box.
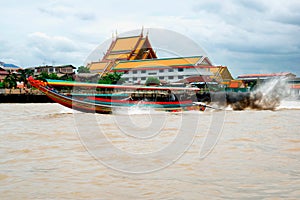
[28,77,206,114]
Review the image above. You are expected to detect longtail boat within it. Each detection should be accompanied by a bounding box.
[28,76,206,114]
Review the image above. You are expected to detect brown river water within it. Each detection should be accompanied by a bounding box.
[0,103,299,199]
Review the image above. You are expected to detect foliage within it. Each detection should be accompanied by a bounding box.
[145,77,160,86]
[17,68,34,87]
[98,72,124,84]
[3,72,18,88]
[49,73,59,80]
[65,76,74,81]
[77,66,90,73]
[37,72,59,81]
[0,82,4,88]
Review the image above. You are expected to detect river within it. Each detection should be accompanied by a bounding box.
[0,103,299,199]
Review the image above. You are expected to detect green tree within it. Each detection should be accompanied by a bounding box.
[37,72,59,80]
[37,72,50,80]
[48,73,59,80]
[98,72,124,84]
[17,68,34,87]
[3,72,18,88]
[145,77,160,86]
[77,66,90,73]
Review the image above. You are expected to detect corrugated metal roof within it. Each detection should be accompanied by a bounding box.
[238,72,295,78]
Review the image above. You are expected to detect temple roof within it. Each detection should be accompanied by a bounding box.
[102,34,157,62]
[111,36,140,52]
[87,62,110,72]
[209,66,233,81]
[112,56,203,70]
[88,32,211,74]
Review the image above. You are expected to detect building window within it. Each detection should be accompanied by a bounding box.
[159,69,164,73]
[141,70,146,73]
[178,68,184,72]
[141,77,146,80]
[148,72,157,75]
[133,70,137,74]
[168,69,174,72]
[178,76,184,80]
[168,76,174,79]
[159,76,164,80]
[133,77,137,81]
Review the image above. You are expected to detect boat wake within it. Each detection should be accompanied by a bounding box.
[277,99,300,110]
[209,78,296,111]
[112,101,164,115]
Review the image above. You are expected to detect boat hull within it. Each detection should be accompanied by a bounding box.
[28,77,200,114]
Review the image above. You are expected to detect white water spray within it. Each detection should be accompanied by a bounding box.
[250,77,290,110]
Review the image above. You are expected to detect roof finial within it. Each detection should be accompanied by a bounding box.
[115,29,118,38]
[141,26,144,37]
[146,29,149,36]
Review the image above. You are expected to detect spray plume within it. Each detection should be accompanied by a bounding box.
[200,78,290,110]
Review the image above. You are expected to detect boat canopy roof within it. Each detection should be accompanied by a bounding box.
[45,79,200,91]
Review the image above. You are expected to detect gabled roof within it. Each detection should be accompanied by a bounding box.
[111,35,141,52]
[102,35,142,61]
[88,32,211,74]
[101,34,157,62]
[112,56,203,70]
[209,66,233,81]
[87,62,110,71]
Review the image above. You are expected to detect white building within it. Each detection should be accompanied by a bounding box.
[112,56,214,84]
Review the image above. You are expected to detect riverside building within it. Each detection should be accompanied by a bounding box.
[88,31,220,84]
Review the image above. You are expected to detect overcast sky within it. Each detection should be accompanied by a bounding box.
[0,0,299,77]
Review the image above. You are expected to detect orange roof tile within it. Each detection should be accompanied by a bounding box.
[229,80,244,88]
[229,82,239,88]
[88,62,109,71]
[113,56,202,70]
[111,36,140,52]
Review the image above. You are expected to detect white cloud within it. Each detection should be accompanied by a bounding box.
[28,32,78,52]
[26,32,89,66]
[0,0,299,76]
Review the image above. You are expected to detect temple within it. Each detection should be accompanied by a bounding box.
[87,30,222,84]
[87,31,157,74]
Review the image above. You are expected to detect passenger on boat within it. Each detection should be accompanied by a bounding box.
[168,90,176,101]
